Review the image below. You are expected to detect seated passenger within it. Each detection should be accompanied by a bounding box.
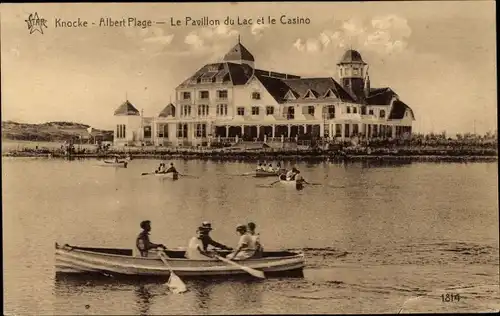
[226,224,256,260]
[267,164,274,172]
[185,227,214,260]
[247,222,263,258]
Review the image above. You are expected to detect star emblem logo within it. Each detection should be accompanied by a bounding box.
[25,12,48,34]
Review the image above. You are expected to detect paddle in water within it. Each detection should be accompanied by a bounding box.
[158,251,187,294]
[214,255,265,279]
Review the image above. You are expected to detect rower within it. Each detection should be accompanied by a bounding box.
[226,224,256,261]
[165,163,177,174]
[267,164,274,172]
[198,221,233,252]
[256,163,263,171]
[136,220,166,257]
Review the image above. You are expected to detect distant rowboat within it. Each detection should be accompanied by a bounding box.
[55,243,305,278]
[101,160,128,168]
[255,169,279,177]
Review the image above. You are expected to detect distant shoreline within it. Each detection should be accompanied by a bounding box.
[2,150,497,163]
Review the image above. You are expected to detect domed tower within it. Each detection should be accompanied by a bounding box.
[223,35,255,68]
[337,49,367,102]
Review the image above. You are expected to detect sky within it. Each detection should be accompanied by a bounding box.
[1,1,497,135]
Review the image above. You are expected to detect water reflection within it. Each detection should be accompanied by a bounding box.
[135,285,154,316]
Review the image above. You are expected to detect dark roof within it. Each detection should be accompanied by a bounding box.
[338,49,366,65]
[114,100,140,116]
[159,103,175,117]
[223,42,255,62]
[177,63,300,88]
[388,100,414,120]
[366,88,397,105]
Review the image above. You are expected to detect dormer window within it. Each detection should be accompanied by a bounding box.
[284,90,296,100]
[304,90,316,99]
[208,65,219,72]
[325,89,335,98]
[252,92,261,100]
[201,78,212,83]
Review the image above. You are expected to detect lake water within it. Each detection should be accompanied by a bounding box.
[2,158,499,314]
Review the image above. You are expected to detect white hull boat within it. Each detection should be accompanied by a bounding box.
[55,243,305,278]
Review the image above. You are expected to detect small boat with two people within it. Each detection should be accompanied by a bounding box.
[100,155,131,168]
[142,162,179,180]
[279,167,306,190]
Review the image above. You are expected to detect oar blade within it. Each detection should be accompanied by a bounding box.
[240,266,265,279]
[167,272,188,294]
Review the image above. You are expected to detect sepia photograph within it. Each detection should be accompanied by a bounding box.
[2,1,499,315]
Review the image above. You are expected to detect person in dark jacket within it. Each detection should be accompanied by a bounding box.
[198,221,233,252]
[136,220,166,257]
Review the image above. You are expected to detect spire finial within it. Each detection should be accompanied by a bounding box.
[238,34,241,43]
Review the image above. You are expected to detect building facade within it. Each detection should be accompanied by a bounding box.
[113,39,415,147]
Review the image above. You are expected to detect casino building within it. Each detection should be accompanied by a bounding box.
[113,38,415,147]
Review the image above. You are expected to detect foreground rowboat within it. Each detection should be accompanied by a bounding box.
[100,160,128,168]
[55,243,305,277]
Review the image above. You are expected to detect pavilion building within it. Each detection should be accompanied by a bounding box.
[113,38,415,147]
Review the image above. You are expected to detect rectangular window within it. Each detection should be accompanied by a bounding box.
[252,106,259,115]
[324,124,330,137]
[346,106,351,114]
[144,126,152,138]
[217,90,228,100]
[182,92,191,100]
[361,106,367,115]
[198,104,209,117]
[252,92,261,100]
[237,107,245,116]
[307,106,315,115]
[353,124,359,135]
[217,104,228,116]
[181,105,192,117]
[177,124,188,138]
[345,124,350,137]
[217,104,227,116]
[199,91,209,99]
[369,109,374,115]
[335,124,342,137]
[287,107,295,120]
[157,125,169,138]
[196,124,207,138]
[380,110,386,118]
[266,106,274,115]
[353,107,358,114]
[116,124,126,139]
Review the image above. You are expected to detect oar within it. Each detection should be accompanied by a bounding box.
[158,251,187,294]
[178,173,199,179]
[214,255,265,279]
[141,172,154,176]
[256,180,280,188]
